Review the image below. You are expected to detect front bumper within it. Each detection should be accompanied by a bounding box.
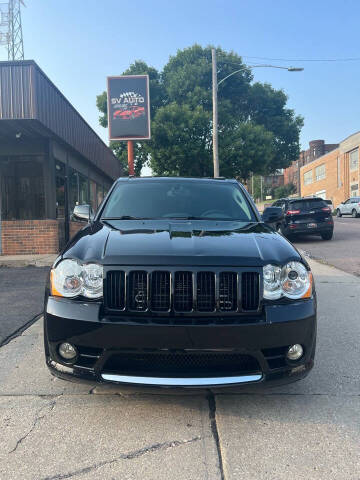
[44,296,316,389]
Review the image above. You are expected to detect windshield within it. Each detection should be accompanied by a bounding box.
[290,199,327,210]
[101,180,256,222]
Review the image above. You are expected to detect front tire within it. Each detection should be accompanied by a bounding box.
[336,209,342,217]
[321,231,333,240]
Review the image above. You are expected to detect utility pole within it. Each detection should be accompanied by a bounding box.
[211,48,219,178]
[260,176,263,202]
[211,59,303,179]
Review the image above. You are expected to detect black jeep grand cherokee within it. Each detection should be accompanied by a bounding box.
[44,177,316,388]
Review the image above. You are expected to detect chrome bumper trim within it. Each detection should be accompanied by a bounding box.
[101,373,263,387]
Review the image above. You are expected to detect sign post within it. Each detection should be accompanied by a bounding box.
[127,140,134,176]
[107,75,151,176]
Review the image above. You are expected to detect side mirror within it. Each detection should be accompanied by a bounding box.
[262,207,283,225]
[72,204,94,223]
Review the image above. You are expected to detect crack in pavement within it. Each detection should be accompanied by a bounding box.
[39,436,201,480]
[207,392,225,480]
[8,396,61,454]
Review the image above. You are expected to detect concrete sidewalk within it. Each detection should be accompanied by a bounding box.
[0,258,359,479]
[0,254,57,268]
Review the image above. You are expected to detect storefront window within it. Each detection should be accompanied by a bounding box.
[68,168,89,215]
[55,161,66,219]
[78,173,89,205]
[68,168,79,215]
[0,156,45,220]
[97,184,104,208]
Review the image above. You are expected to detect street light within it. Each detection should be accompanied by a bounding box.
[211,48,304,177]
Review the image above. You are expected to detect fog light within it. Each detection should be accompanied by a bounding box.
[286,344,303,361]
[58,342,77,360]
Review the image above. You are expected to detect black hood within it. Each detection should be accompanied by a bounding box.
[62,220,303,267]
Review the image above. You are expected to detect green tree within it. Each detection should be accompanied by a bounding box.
[150,103,212,176]
[96,45,303,179]
[247,83,303,171]
[273,183,296,199]
[220,123,275,180]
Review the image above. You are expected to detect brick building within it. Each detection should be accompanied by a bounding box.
[263,170,284,190]
[300,131,360,207]
[0,60,122,256]
[284,140,339,194]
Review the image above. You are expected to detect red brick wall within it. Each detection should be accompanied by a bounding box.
[69,221,84,239]
[1,220,59,255]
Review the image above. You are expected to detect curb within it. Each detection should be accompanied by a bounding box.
[0,312,43,348]
[0,256,56,268]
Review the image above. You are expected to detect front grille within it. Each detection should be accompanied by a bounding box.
[242,272,260,311]
[197,272,215,311]
[104,269,260,314]
[129,271,148,311]
[219,272,237,311]
[151,271,170,311]
[103,351,260,377]
[106,271,125,310]
[262,346,289,369]
[73,346,103,370]
[174,271,193,311]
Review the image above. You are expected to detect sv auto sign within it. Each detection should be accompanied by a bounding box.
[107,75,151,141]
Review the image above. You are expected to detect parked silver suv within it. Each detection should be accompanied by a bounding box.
[336,197,360,218]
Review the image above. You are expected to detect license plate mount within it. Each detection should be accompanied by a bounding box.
[308,223,317,228]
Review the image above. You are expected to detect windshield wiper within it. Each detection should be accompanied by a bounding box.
[165,216,205,220]
[166,217,251,221]
[102,216,150,220]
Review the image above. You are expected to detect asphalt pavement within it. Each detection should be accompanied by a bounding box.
[0,267,49,346]
[292,216,360,276]
[0,257,359,479]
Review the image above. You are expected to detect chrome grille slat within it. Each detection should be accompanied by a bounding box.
[104,269,260,314]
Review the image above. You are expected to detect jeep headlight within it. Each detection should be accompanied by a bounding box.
[263,262,312,300]
[51,259,103,299]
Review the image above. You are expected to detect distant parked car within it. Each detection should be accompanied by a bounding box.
[272,197,334,240]
[335,197,360,218]
[113,106,145,120]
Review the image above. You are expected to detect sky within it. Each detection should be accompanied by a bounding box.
[2,0,360,152]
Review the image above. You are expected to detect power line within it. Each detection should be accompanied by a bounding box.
[241,55,360,63]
